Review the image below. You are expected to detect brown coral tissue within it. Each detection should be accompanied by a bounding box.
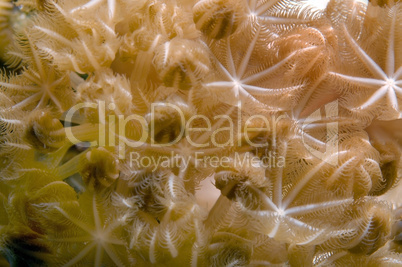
[1,0,402,266]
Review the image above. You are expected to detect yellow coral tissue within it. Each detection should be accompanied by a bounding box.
[1,0,402,266]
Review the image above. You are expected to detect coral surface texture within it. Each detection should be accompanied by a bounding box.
[0,0,402,266]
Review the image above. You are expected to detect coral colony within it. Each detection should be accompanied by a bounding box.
[1,0,402,266]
